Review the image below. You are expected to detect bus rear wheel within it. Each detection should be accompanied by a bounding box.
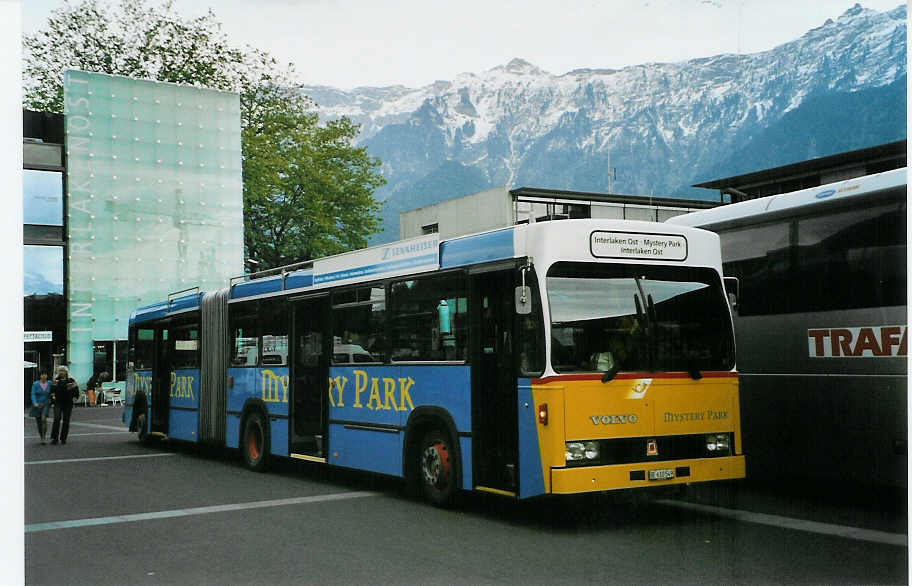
[241,411,270,472]
[418,429,456,507]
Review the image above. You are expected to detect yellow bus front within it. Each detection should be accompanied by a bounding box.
[518,257,745,496]
[528,372,745,494]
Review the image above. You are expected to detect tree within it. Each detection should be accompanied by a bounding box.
[242,84,384,266]
[24,0,385,269]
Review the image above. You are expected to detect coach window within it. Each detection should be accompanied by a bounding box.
[332,285,385,364]
[390,273,467,362]
[796,200,906,312]
[131,327,155,370]
[171,320,200,369]
[229,303,260,366]
[260,300,289,366]
[719,222,791,316]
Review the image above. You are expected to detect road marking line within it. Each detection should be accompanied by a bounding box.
[23,416,126,432]
[25,491,378,533]
[658,499,907,547]
[25,431,131,439]
[26,453,176,466]
[68,421,128,432]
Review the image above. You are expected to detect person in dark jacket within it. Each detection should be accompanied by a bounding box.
[50,366,78,445]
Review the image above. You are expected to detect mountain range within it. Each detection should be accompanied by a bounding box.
[301,3,907,243]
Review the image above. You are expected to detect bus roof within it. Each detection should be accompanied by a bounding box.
[667,167,907,229]
[129,218,722,324]
[129,292,203,325]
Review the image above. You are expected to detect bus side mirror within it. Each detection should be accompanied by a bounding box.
[723,277,739,311]
[515,286,532,315]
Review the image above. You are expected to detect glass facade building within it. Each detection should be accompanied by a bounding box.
[23,71,245,389]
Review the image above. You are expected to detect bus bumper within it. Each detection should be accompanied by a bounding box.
[550,455,746,494]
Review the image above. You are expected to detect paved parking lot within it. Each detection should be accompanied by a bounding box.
[24,405,908,585]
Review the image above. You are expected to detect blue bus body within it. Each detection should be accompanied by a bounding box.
[125,219,744,502]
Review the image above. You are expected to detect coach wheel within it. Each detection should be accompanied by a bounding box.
[418,429,456,507]
[136,412,148,443]
[242,411,270,472]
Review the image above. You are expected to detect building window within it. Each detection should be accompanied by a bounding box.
[421,223,439,235]
[23,169,63,226]
[24,245,63,296]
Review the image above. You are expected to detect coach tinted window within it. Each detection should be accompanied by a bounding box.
[721,196,906,315]
[719,222,791,316]
[796,200,906,312]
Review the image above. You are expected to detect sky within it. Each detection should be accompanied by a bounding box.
[21,0,906,90]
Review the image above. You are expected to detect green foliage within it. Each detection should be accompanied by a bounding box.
[24,0,384,269]
[242,85,384,266]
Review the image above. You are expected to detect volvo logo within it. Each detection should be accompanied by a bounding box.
[590,414,638,425]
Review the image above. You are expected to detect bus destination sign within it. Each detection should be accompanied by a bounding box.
[590,231,687,261]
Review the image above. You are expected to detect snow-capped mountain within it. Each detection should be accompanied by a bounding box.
[302,4,906,242]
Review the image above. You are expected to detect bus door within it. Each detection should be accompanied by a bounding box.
[290,295,330,458]
[470,268,518,493]
[150,325,170,434]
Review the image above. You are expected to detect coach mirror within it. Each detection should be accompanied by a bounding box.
[723,277,739,312]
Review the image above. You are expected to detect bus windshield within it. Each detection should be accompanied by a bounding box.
[547,262,734,374]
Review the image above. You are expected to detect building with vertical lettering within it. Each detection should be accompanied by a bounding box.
[23,71,244,401]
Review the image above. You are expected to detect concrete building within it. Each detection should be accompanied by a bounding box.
[400,185,720,240]
[23,71,245,400]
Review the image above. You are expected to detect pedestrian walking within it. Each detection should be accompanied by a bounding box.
[49,366,78,445]
[29,371,51,444]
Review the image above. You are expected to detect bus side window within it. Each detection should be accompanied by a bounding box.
[332,285,385,364]
[229,302,260,367]
[171,322,200,369]
[260,300,289,366]
[131,328,155,370]
[390,273,467,362]
[517,269,544,376]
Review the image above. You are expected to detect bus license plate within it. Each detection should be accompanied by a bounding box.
[648,469,674,481]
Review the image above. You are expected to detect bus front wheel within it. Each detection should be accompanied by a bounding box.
[418,429,456,507]
[241,411,270,472]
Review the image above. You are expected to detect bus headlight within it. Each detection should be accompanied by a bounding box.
[705,433,730,453]
[566,441,600,462]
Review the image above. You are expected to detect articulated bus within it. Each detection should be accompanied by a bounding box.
[669,168,907,490]
[124,219,745,505]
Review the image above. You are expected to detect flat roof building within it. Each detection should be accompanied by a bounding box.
[693,140,906,202]
[400,185,719,240]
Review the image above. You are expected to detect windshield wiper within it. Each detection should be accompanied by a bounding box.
[600,365,620,383]
[687,354,703,380]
